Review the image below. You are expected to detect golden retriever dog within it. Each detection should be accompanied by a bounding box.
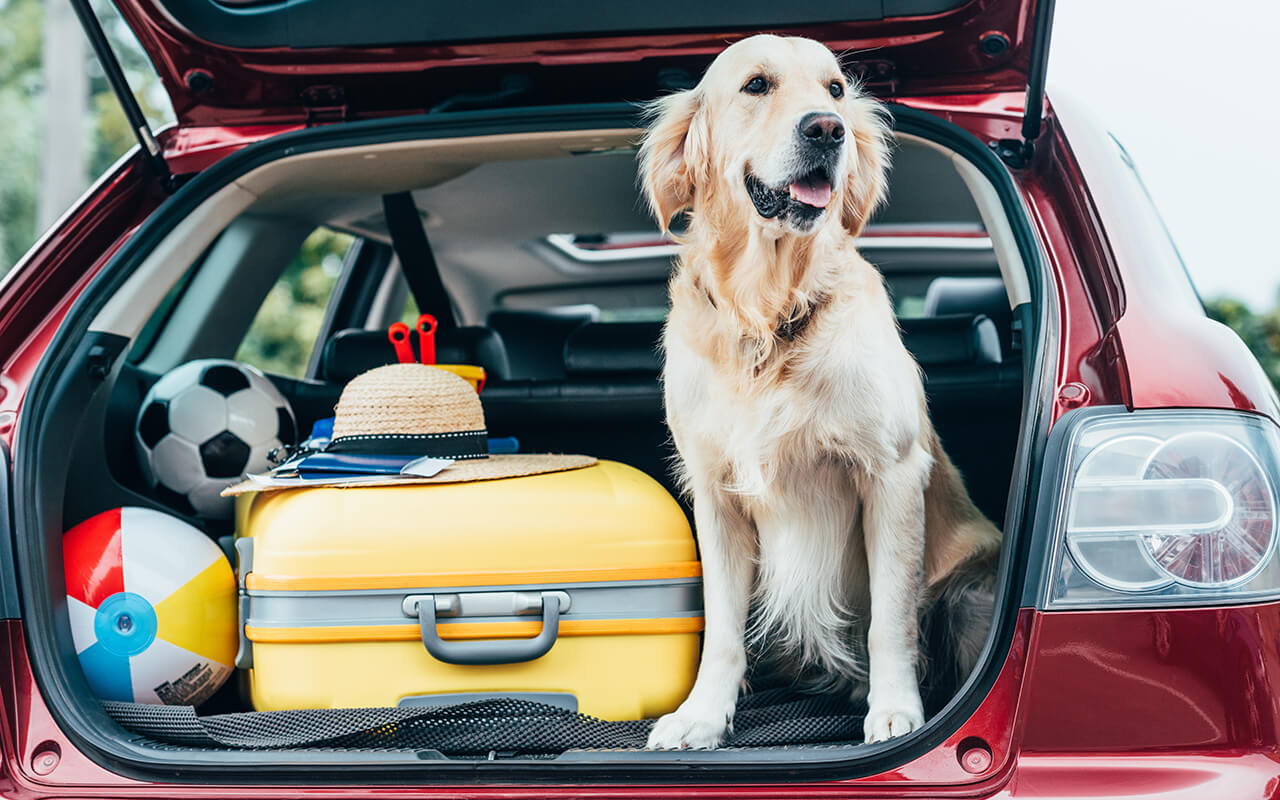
[640,34,1002,749]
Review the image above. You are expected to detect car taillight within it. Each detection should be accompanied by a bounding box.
[1044,410,1280,609]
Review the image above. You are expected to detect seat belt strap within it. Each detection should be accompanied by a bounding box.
[381,192,457,330]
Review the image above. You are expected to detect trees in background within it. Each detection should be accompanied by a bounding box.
[0,0,169,275]
[0,0,42,273]
[1205,296,1280,389]
[235,229,353,378]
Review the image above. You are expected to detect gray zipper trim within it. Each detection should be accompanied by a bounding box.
[244,579,703,631]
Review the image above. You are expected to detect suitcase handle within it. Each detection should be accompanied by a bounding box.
[412,593,562,665]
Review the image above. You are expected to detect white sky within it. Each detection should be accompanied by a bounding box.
[1050,1,1280,308]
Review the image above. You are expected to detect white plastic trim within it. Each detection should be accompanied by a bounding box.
[89,129,639,338]
[92,182,255,336]
[896,132,1031,309]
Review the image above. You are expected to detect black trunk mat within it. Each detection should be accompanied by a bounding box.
[104,688,866,754]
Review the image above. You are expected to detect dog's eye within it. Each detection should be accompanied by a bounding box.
[829,81,845,99]
[742,76,771,95]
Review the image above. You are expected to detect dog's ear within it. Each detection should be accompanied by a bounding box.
[638,89,707,232]
[840,92,892,238]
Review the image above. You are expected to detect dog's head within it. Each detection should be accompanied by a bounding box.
[640,35,890,239]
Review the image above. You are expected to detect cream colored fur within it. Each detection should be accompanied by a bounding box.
[639,35,1002,749]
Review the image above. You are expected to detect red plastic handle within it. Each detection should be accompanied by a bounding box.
[387,322,414,364]
[416,314,437,365]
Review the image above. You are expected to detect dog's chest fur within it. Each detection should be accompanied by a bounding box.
[664,267,922,496]
[662,257,928,679]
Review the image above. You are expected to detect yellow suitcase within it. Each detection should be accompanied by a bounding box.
[233,460,701,720]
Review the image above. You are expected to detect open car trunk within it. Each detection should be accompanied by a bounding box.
[10,100,1051,781]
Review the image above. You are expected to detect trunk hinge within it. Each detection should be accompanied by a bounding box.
[68,0,176,192]
[303,86,349,125]
[992,0,1056,169]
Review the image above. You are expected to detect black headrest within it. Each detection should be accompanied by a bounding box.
[923,277,1009,318]
[901,314,1002,366]
[560,316,1000,376]
[319,327,511,384]
[487,307,600,380]
[562,321,662,376]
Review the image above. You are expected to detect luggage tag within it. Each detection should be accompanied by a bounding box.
[290,454,455,478]
[401,455,453,478]
[244,453,455,487]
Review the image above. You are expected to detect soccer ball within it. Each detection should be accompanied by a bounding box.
[136,360,296,519]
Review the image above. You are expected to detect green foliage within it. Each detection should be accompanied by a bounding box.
[235,229,353,378]
[87,2,170,179]
[0,0,173,275]
[89,75,166,180]
[1205,296,1280,388]
[0,0,42,273]
[1,1,342,380]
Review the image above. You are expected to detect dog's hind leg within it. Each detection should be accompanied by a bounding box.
[935,545,999,679]
[647,486,756,750]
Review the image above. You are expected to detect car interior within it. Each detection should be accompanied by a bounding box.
[25,121,1038,768]
[89,135,1023,525]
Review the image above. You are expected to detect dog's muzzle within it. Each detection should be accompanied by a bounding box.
[744,168,834,228]
[745,113,845,226]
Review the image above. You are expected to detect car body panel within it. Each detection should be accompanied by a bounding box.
[1046,86,1280,423]
[3,73,1280,795]
[1022,604,1280,754]
[7,606,1280,795]
[163,125,305,174]
[106,0,1041,127]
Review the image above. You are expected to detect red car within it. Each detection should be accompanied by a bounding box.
[4,0,1280,796]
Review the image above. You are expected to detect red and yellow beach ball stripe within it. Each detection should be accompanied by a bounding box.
[63,507,237,705]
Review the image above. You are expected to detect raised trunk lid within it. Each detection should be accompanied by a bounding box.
[91,0,1051,130]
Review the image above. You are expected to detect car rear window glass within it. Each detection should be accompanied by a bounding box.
[235,227,353,378]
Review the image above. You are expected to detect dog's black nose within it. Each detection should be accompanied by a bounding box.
[798,112,845,147]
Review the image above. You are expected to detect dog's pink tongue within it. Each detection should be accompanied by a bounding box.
[789,178,832,208]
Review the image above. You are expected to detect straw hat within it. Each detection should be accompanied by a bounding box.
[224,364,594,494]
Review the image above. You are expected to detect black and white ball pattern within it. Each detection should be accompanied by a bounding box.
[136,360,297,519]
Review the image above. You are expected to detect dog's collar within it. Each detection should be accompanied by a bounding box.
[699,285,828,343]
[777,292,829,342]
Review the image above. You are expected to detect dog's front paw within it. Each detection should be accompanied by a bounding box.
[646,708,731,750]
[863,702,924,744]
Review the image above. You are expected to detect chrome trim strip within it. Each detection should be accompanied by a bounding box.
[856,235,993,251]
[544,233,680,263]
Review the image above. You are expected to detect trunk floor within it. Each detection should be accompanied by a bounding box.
[103,687,867,755]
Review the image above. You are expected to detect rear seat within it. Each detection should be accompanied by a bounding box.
[557,315,1006,378]
[487,306,599,380]
[490,315,1017,517]
[317,310,1021,523]
[318,326,512,384]
[918,277,1022,522]
[925,276,1016,356]
[562,321,664,377]
[924,276,1008,317]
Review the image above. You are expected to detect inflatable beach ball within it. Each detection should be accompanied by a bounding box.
[64,507,237,705]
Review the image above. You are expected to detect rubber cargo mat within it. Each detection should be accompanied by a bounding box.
[104,688,866,754]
